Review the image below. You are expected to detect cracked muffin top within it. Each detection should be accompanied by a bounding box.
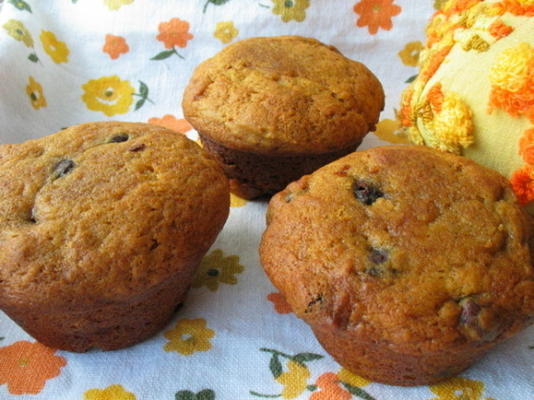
[182,35,384,154]
[260,146,534,353]
[0,122,229,308]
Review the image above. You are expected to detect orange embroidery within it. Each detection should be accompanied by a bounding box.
[488,20,514,40]
[0,341,66,395]
[353,0,401,35]
[421,44,453,82]
[399,88,414,127]
[148,114,192,133]
[494,0,534,16]
[442,0,482,17]
[103,34,129,59]
[427,83,444,113]
[156,18,193,49]
[267,292,292,314]
[511,165,534,205]
[519,128,534,165]
[310,373,351,400]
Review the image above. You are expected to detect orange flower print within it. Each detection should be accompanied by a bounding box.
[157,18,193,48]
[103,34,129,59]
[152,18,193,60]
[148,114,192,133]
[267,292,292,314]
[310,373,351,400]
[0,341,66,395]
[353,0,401,35]
[510,165,534,205]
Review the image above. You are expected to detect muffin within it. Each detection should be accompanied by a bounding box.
[260,145,534,386]
[183,35,384,199]
[0,122,230,352]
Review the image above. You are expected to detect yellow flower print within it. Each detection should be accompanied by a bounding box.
[398,41,423,67]
[3,19,33,47]
[164,318,215,355]
[214,21,239,44]
[276,360,310,399]
[81,76,135,116]
[103,0,134,11]
[40,31,69,64]
[429,376,491,400]
[230,193,247,207]
[272,0,310,23]
[373,118,410,144]
[337,368,371,387]
[26,77,47,109]
[193,249,244,291]
[84,384,136,400]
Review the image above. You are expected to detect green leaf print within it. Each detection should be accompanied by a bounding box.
[175,389,215,400]
[269,354,282,379]
[292,352,323,365]
[151,49,175,60]
[8,0,32,13]
[196,390,215,400]
[342,382,377,400]
[203,0,230,13]
[28,53,39,62]
[405,74,418,83]
[175,391,195,400]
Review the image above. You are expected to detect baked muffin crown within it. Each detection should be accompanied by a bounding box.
[183,35,385,154]
[0,122,229,309]
[261,146,533,354]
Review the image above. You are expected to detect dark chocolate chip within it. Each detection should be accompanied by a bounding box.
[353,180,383,205]
[52,159,75,179]
[129,144,146,152]
[207,269,219,277]
[459,298,481,325]
[150,239,159,250]
[365,266,382,277]
[109,133,129,143]
[369,248,388,264]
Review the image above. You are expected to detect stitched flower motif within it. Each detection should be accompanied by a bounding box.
[398,41,423,66]
[164,318,215,355]
[0,341,66,395]
[429,376,489,400]
[276,360,310,399]
[3,19,33,47]
[353,0,402,35]
[214,21,239,44]
[488,42,533,122]
[519,128,534,165]
[81,75,135,116]
[156,18,193,49]
[103,0,134,11]
[84,384,136,400]
[103,34,129,59]
[193,249,244,291]
[40,31,69,63]
[271,0,310,23]
[26,76,47,109]
[310,372,351,400]
[148,114,192,133]
[267,292,292,314]
[511,165,534,205]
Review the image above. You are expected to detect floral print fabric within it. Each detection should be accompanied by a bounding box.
[0,1,532,399]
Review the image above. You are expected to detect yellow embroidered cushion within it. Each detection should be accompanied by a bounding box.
[399,0,533,210]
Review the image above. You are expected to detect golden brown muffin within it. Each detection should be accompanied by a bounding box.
[260,145,534,386]
[183,35,384,199]
[0,122,229,352]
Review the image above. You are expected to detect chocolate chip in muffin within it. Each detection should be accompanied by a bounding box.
[129,144,146,152]
[52,159,75,180]
[369,248,388,264]
[458,297,502,342]
[109,133,129,143]
[353,180,383,205]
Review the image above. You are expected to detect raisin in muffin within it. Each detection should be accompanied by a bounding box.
[182,35,384,199]
[260,145,534,386]
[0,122,229,352]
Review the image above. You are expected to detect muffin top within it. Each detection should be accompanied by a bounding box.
[0,122,229,308]
[260,146,534,353]
[183,36,384,154]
